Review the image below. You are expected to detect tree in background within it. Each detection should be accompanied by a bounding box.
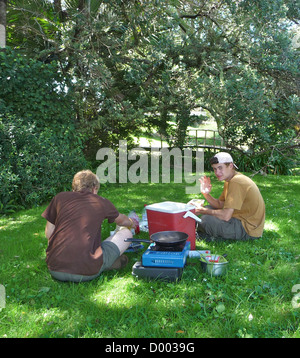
[3,0,300,172]
[0,0,6,48]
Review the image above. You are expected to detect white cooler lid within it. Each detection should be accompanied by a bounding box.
[145,201,194,214]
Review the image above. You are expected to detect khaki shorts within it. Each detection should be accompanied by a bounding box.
[49,241,121,283]
[197,206,259,241]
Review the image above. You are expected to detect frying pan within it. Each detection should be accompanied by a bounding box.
[124,230,188,248]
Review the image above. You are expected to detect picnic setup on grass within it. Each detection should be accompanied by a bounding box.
[122,201,228,282]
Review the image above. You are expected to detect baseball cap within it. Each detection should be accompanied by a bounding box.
[211,152,239,169]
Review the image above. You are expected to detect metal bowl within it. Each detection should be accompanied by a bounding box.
[200,255,229,276]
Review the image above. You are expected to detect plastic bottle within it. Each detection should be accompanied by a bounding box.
[188,250,211,258]
[142,204,148,222]
[128,210,140,234]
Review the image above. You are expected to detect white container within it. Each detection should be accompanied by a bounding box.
[146,201,195,213]
[188,250,211,258]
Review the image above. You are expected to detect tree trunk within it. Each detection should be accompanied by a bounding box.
[0,0,6,49]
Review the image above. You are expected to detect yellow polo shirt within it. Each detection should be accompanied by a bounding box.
[219,173,265,237]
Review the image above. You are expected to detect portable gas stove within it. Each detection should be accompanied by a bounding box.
[132,241,190,282]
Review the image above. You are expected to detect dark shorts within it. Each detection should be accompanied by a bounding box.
[49,241,121,283]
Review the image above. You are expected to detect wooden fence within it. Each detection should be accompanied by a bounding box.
[158,129,227,150]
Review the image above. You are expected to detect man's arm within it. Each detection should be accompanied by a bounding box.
[114,213,136,229]
[195,206,234,222]
[202,192,224,209]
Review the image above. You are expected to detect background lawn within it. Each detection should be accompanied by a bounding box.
[0,173,299,338]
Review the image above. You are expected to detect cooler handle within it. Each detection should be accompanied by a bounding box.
[183,211,202,223]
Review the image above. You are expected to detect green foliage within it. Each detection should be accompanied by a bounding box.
[0,114,87,214]
[216,67,299,156]
[0,48,74,127]
[4,1,300,173]
[232,148,298,175]
[0,50,87,214]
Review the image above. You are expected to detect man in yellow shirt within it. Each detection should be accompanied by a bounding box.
[194,152,265,241]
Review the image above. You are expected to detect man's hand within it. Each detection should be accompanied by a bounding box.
[188,199,205,209]
[114,214,137,230]
[199,176,212,195]
[194,206,209,216]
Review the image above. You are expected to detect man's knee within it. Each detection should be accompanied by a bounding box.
[198,215,218,232]
[108,227,132,254]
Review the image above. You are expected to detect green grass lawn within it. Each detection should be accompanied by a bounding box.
[0,173,299,338]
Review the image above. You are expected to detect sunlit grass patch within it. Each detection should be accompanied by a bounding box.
[0,173,299,338]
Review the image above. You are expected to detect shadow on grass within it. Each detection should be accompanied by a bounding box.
[0,174,299,338]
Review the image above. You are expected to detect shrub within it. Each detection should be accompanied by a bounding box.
[0,48,73,128]
[0,49,88,214]
[0,114,87,214]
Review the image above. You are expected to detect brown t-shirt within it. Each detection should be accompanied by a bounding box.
[219,173,265,237]
[41,190,119,275]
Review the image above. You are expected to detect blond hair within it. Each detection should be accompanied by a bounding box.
[72,170,100,192]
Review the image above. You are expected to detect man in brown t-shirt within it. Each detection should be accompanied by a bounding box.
[193,152,265,241]
[41,170,136,282]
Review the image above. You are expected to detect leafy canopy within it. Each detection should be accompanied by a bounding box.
[4,0,300,172]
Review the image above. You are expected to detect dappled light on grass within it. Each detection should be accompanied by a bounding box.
[0,174,299,338]
[0,214,38,231]
[264,220,280,232]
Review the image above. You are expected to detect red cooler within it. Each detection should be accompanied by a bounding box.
[146,201,197,250]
